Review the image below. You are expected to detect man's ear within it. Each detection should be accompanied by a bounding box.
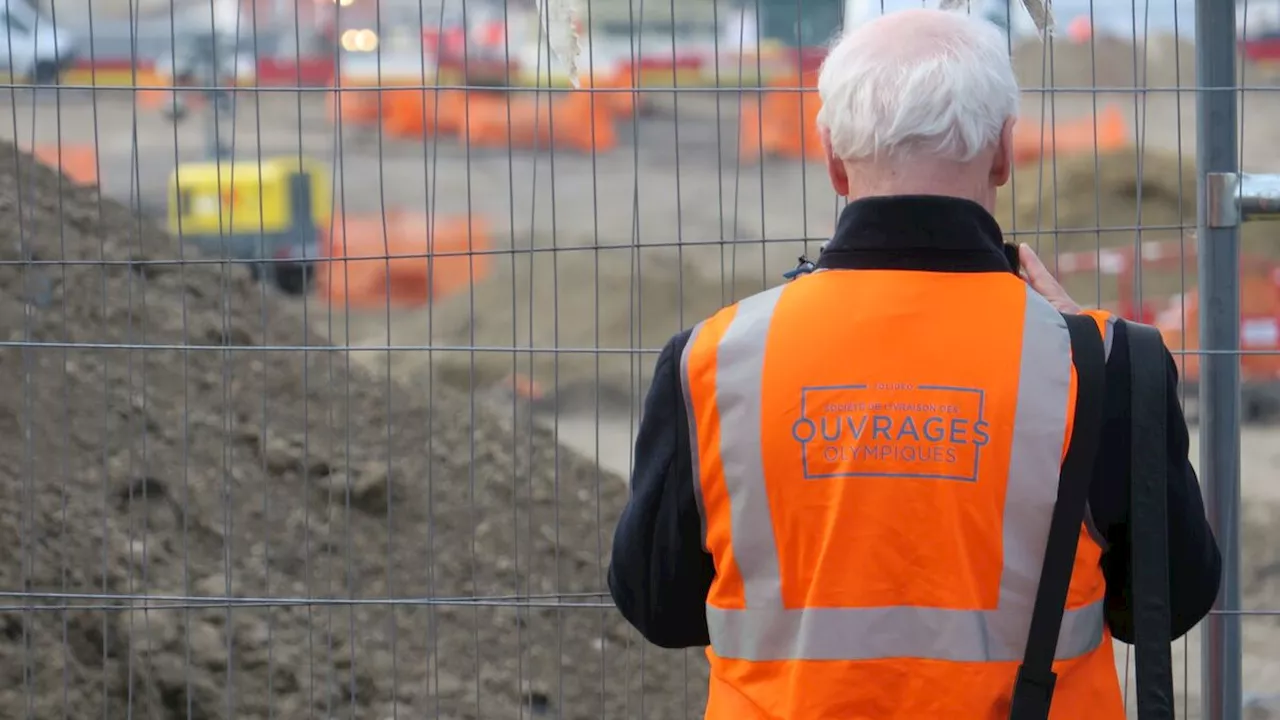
[991,116,1016,187]
[822,128,849,197]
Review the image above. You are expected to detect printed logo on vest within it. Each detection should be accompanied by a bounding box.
[791,383,991,482]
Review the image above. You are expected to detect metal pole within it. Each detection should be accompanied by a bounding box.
[1196,0,1242,714]
[205,88,222,160]
[201,34,231,161]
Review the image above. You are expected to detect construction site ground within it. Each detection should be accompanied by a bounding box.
[3,40,1280,717]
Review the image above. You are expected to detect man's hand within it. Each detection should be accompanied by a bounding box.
[1018,243,1082,314]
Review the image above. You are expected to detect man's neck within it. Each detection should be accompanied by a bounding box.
[842,160,994,213]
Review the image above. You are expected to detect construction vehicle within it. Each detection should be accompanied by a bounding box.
[151,3,331,297]
[1055,239,1280,422]
[167,157,330,296]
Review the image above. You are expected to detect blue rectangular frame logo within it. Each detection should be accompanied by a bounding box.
[794,383,987,482]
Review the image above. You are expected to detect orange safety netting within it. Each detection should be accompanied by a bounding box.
[1012,104,1128,166]
[29,143,99,186]
[462,90,618,154]
[316,211,493,309]
[383,89,470,138]
[738,72,825,162]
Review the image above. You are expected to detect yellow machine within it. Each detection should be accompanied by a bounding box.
[166,157,332,294]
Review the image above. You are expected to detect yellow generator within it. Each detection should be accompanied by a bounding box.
[167,157,331,295]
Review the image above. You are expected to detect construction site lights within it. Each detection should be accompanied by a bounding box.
[340,28,379,52]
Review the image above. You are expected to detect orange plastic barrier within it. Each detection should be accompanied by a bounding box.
[462,91,617,154]
[738,73,825,162]
[1013,104,1128,166]
[1158,269,1280,386]
[139,89,208,114]
[137,87,168,109]
[327,87,384,127]
[135,71,169,110]
[136,72,208,114]
[317,211,493,309]
[501,372,547,402]
[30,143,99,186]
[580,66,637,118]
[383,88,469,138]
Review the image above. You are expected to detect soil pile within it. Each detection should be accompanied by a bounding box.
[1010,34,1280,90]
[327,246,780,412]
[1012,35,1199,89]
[997,149,1280,301]
[0,144,704,719]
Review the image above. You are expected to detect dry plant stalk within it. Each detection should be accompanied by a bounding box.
[1017,0,1055,36]
[937,0,1056,37]
[537,0,584,88]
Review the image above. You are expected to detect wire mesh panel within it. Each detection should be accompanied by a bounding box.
[0,0,1269,718]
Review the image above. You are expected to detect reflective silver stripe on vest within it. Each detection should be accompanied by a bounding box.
[680,283,1107,664]
[1102,314,1117,358]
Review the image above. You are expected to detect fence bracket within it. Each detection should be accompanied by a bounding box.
[1206,172,1280,228]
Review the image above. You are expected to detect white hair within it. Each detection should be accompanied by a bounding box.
[815,9,1020,164]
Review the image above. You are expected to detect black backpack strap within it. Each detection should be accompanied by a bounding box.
[1127,321,1175,719]
[1009,313,1107,720]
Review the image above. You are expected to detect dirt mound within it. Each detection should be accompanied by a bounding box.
[1011,34,1280,90]
[1000,148,1193,243]
[324,242,788,413]
[997,149,1280,301]
[1012,35,1199,89]
[0,146,703,718]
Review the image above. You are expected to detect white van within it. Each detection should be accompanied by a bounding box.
[0,0,78,84]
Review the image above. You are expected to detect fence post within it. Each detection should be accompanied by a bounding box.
[1195,0,1242,716]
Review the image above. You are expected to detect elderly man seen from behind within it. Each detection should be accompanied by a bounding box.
[607,8,1220,720]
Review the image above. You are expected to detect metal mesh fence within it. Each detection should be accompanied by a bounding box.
[0,0,1270,717]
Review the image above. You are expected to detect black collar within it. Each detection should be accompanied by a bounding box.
[816,195,1020,274]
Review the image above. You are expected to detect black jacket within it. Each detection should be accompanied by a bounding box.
[607,195,1222,650]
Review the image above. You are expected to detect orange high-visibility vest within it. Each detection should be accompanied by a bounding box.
[680,268,1125,720]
